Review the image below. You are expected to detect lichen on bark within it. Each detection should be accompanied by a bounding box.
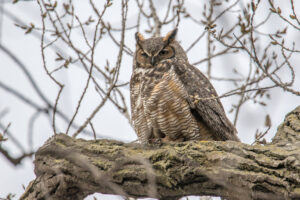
[21,106,300,200]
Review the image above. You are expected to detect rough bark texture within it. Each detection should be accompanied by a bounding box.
[21,106,300,200]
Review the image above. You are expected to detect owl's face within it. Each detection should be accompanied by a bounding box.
[134,29,187,69]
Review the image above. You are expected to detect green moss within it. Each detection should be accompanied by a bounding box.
[293,187,300,195]
[54,159,68,164]
[93,159,111,170]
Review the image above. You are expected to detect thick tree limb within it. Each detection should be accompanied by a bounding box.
[21,106,300,200]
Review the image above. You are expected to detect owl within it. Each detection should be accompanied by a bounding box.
[130,28,239,144]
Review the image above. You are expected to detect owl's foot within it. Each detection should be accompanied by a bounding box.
[148,138,163,146]
[148,136,184,146]
[161,136,184,143]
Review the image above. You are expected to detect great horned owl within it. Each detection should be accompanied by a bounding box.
[130,29,239,144]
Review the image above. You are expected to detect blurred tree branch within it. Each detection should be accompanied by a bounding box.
[21,106,300,200]
[0,147,34,166]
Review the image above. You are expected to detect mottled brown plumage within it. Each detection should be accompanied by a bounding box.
[130,29,239,144]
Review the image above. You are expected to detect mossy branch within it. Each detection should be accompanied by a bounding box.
[21,106,300,200]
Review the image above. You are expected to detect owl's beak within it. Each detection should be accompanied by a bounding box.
[151,56,156,66]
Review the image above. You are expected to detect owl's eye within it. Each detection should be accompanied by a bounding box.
[159,49,168,55]
[141,52,148,57]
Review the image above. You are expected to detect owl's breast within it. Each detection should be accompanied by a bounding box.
[143,67,187,112]
[143,67,203,141]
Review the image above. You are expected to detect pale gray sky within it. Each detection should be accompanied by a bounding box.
[0,0,299,199]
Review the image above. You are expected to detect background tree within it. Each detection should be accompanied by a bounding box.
[0,0,299,199]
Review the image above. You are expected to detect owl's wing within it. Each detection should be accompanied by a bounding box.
[173,61,239,141]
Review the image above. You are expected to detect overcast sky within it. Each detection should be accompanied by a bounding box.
[0,0,299,199]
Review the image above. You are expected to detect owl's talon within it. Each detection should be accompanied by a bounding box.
[148,138,162,146]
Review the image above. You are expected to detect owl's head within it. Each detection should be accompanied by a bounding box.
[134,29,187,68]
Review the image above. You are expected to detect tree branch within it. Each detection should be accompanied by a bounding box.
[21,106,300,200]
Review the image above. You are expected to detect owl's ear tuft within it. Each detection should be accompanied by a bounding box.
[135,32,145,45]
[163,28,178,44]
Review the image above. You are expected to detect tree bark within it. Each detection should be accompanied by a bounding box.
[21,106,300,200]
